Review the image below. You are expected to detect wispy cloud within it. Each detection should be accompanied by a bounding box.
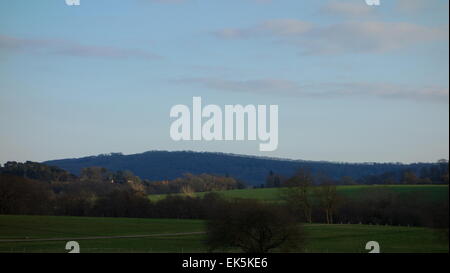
[213,19,448,55]
[320,0,374,17]
[172,77,449,103]
[214,19,312,39]
[0,34,162,60]
[396,0,447,14]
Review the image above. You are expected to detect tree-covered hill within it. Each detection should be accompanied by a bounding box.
[43,151,444,186]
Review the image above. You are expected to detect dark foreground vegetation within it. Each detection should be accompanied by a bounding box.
[0,160,448,252]
[206,199,305,252]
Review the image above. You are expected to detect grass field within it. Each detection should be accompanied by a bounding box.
[0,215,206,253]
[0,215,448,253]
[148,185,449,202]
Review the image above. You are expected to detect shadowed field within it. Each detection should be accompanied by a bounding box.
[0,215,447,253]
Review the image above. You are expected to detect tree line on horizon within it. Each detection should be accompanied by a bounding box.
[43,151,448,186]
[263,159,449,188]
[1,159,448,194]
[0,161,246,194]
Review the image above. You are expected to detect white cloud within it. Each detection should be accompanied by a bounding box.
[213,19,449,55]
[300,21,448,54]
[214,19,312,39]
[172,77,449,103]
[0,35,162,60]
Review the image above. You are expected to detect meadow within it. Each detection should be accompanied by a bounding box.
[148,185,449,202]
[0,215,206,253]
[0,215,448,253]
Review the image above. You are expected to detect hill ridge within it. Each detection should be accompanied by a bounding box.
[44,150,431,186]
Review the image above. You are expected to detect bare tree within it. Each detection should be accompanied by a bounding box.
[180,184,195,197]
[282,168,313,223]
[206,199,305,253]
[314,175,340,224]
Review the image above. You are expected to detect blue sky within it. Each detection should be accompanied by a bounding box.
[0,0,448,164]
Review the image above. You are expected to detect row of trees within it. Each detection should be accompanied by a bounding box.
[264,160,449,188]
[0,172,243,219]
[146,173,246,195]
[277,168,449,230]
[0,162,246,195]
[1,161,77,182]
[282,169,339,224]
[1,170,447,229]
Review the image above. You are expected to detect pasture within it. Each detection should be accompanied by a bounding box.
[0,215,447,253]
[148,185,449,202]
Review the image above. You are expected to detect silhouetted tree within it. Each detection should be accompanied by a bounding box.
[282,168,314,223]
[206,199,305,253]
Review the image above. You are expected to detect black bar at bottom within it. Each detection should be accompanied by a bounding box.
[1,253,448,273]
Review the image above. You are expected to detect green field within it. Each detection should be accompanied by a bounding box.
[148,185,449,202]
[0,215,448,253]
[0,215,206,253]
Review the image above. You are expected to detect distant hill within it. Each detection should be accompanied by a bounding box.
[43,151,435,186]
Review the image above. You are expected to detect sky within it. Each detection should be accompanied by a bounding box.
[0,0,448,164]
